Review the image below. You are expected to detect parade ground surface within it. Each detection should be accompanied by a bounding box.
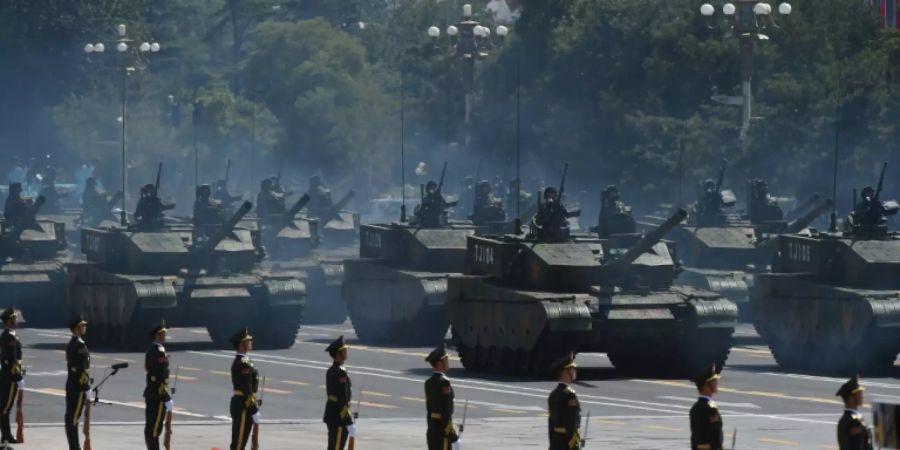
[12,323,882,449]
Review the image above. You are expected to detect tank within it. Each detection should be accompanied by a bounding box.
[447,209,738,377]
[645,172,831,319]
[0,196,70,327]
[752,179,900,372]
[342,221,479,344]
[306,191,359,323]
[66,201,305,350]
[256,193,350,324]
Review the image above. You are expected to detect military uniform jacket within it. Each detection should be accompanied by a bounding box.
[0,329,22,382]
[66,336,90,390]
[3,197,26,222]
[230,354,259,414]
[690,397,723,450]
[838,409,873,450]
[144,342,171,401]
[425,373,458,440]
[548,383,581,449]
[323,362,353,426]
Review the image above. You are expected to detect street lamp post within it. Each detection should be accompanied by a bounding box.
[84,24,160,225]
[428,4,509,146]
[701,1,791,146]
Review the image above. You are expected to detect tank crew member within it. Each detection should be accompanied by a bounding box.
[470,181,506,226]
[256,178,286,218]
[596,185,635,237]
[690,364,723,450]
[415,181,457,228]
[533,187,574,242]
[65,315,90,450]
[836,375,873,450]
[850,185,897,232]
[324,336,355,450]
[134,184,174,230]
[700,179,725,216]
[144,321,172,450]
[229,327,259,450]
[193,184,224,229]
[747,179,784,224]
[212,179,242,211]
[306,176,334,219]
[0,308,22,444]
[425,343,459,450]
[4,183,29,224]
[547,353,581,450]
[81,177,121,224]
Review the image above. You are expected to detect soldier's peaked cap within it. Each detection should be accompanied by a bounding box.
[425,342,449,365]
[149,320,168,338]
[693,363,720,387]
[0,308,17,323]
[68,314,86,330]
[326,335,348,356]
[836,375,864,398]
[550,352,577,374]
[229,327,253,347]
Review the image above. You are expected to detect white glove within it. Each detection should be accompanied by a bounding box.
[164,400,174,412]
[452,440,461,450]
[16,380,23,390]
[252,412,261,424]
[347,424,356,438]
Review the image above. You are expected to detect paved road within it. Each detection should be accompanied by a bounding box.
[11,322,895,449]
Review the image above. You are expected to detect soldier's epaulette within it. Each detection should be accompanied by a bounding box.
[851,413,863,421]
[240,356,251,365]
[708,401,717,409]
[565,386,576,394]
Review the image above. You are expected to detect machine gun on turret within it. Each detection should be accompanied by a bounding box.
[189,201,253,264]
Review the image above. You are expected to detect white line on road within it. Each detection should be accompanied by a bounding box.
[658,396,760,409]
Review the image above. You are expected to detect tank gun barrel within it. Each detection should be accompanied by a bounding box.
[785,198,833,234]
[613,208,686,269]
[197,201,252,255]
[321,191,355,225]
[284,194,310,223]
[785,194,821,221]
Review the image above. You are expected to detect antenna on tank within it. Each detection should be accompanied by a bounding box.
[514,50,522,235]
[829,118,839,232]
[400,68,408,223]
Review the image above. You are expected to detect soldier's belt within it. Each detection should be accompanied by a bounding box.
[234,390,245,396]
[697,445,712,450]
[554,427,567,434]
[430,413,442,420]
[328,395,338,402]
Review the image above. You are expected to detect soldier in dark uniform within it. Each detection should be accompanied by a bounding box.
[256,178,286,219]
[65,315,90,450]
[533,187,573,242]
[0,308,23,444]
[850,186,896,232]
[747,179,784,224]
[700,179,724,217]
[425,343,459,450]
[547,353,581,450]
[134,184,174,230]
[690,364,723,450]
[415,181,457,228]
[306,176,334,219]
[212,179,242,213]
[4,182,29,224]
[193,184,224,230]
[81,178,120,225]
[144,321,172,450]
[596,185,635,237]
[470,181,506,226]
[324,336,355,450]
[229,327,259,450]
[836,375,873,450]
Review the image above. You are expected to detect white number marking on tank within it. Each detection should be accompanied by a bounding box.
[85,234,102,253]
[787,241,811,263]
[474,244,494,265]
[364,230,382,249]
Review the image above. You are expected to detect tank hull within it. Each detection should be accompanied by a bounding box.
[752,273,900,373]
[678,268,754,319]
[261,250,350,325]
[448,276,736,377]
[342,258,450,345]
[0,261,67,327]
[66,263,305,350]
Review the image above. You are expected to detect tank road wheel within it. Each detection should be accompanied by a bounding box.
[253,305,304,350]
[455,337,478,370]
